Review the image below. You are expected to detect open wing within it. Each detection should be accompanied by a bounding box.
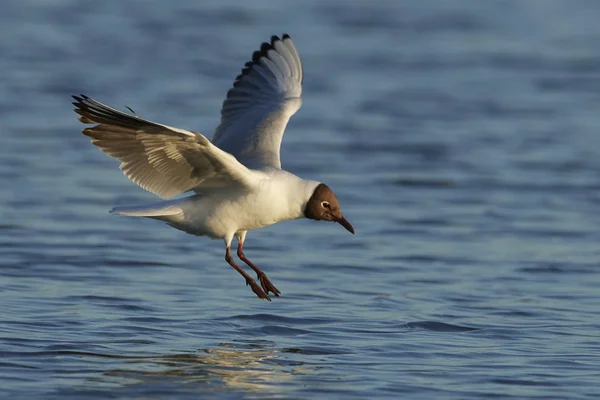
[212,34,303,170]
[73,94,257,199]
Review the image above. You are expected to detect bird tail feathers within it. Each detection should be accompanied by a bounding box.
[110,203,183,218]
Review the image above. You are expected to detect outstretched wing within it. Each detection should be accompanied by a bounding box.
[73,94,257,199]
[212,34,303,170]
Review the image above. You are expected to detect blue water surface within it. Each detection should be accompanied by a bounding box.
[1,0,600,398]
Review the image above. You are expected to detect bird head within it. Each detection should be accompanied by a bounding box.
[304,183,354,234]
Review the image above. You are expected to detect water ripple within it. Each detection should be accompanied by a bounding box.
[403,321,480,333]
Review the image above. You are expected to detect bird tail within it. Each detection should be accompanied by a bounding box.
[110,201,183,220]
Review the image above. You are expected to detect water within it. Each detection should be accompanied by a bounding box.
[1,0,600,398]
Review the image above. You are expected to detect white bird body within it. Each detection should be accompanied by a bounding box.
[112,169,319,239]
[74,34,353,300]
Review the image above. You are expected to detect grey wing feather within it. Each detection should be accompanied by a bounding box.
[73,94,256,199]
[212,34,303,170]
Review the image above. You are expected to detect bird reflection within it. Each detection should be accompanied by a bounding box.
[98,342,308,396]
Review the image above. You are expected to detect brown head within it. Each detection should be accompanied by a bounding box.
[304,183,354,234]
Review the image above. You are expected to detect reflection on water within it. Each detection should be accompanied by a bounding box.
[94,342,305,397]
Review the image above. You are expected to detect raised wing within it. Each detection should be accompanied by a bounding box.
[212,34,303,170]
[73,94,257,199]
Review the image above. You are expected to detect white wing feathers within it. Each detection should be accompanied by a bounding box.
[212,34,303,169]
[73,94,256,199]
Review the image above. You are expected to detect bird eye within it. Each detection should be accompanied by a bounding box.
[321,201,330,209]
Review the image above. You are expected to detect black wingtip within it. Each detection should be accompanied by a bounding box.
[72,95,83,109]
[260,42,272,54]
[251,50,262,64]
[231,33,294,88]
[72,94,90,104]
[124,105,137,115]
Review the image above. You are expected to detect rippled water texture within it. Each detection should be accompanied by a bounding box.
[1,0,600,398]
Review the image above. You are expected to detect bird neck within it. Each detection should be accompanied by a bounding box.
[267,171,320,221]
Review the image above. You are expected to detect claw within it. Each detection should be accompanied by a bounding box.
[258,273,281,296]
[248,278,271,301]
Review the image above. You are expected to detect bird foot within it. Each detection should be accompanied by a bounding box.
[257,272,281,297]
[246,278,271,301]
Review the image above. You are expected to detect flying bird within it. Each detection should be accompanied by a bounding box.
[73,34,354,300]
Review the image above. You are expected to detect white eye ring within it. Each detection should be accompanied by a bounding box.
[321,201,330,209]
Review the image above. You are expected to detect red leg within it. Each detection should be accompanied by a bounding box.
[237,241,281,296]
[225,246,270,301]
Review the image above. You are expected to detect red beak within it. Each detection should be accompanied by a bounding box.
[335,216,355,234]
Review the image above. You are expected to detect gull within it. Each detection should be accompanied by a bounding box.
[72,34,354,301]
